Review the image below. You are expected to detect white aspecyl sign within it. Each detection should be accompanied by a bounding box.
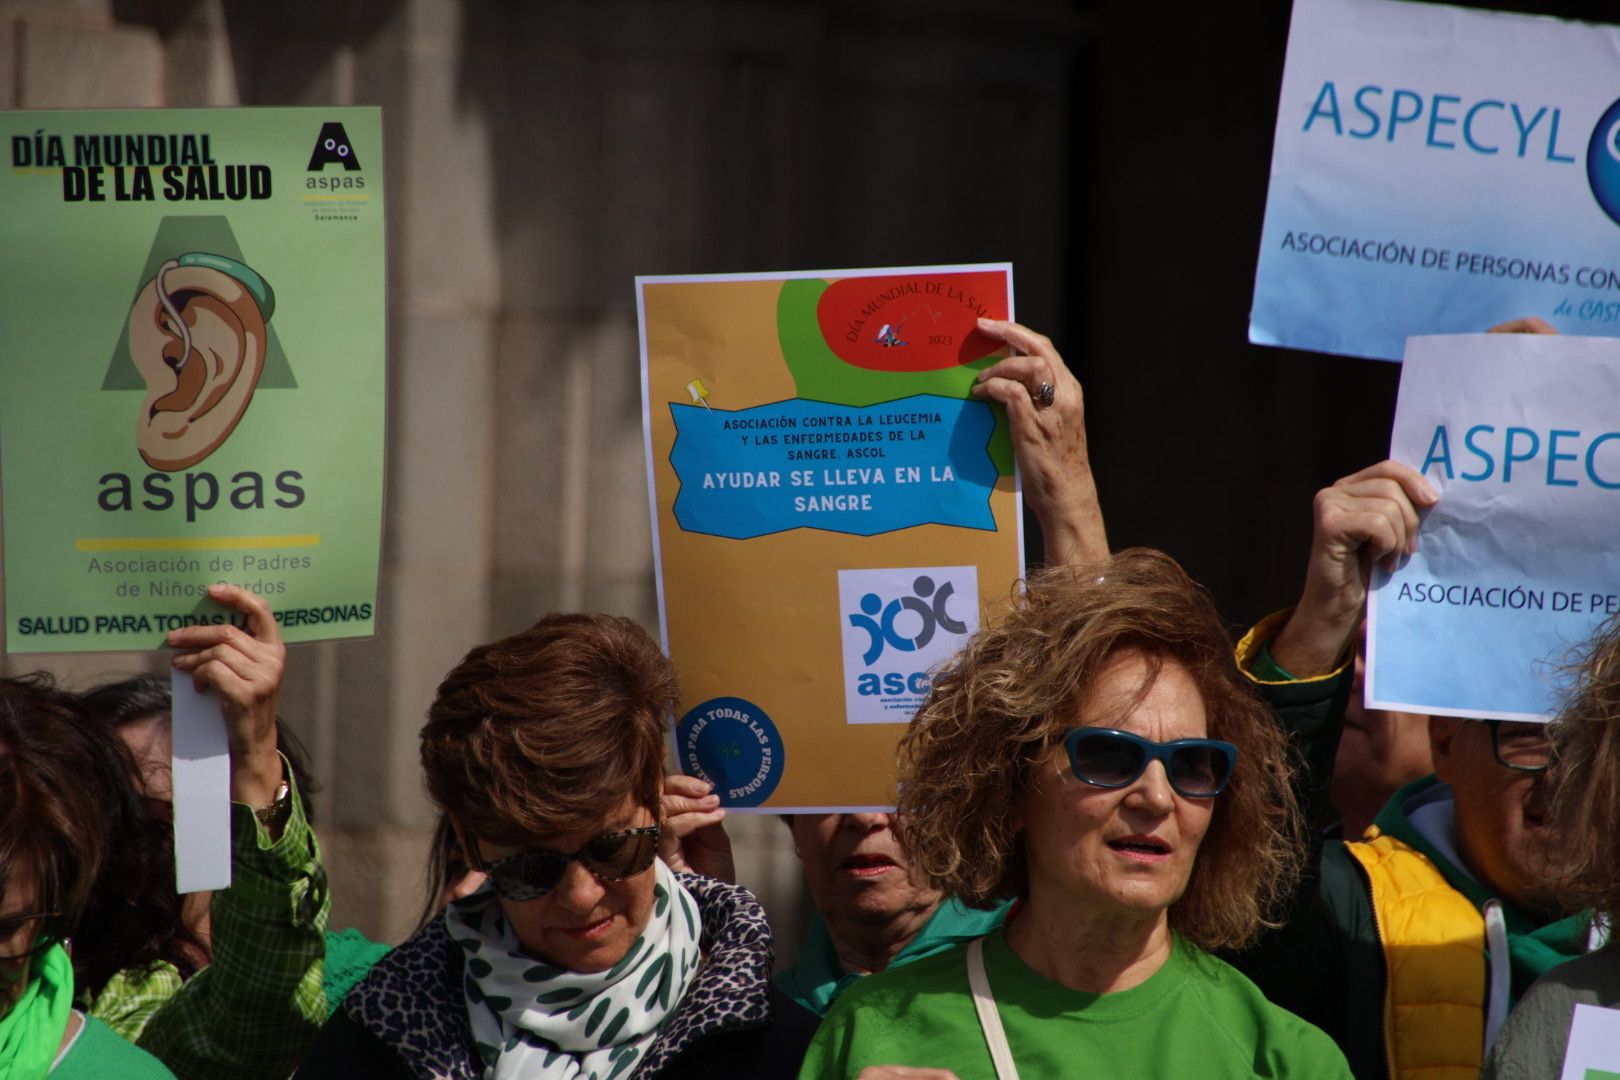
[1250,0,1620,361]
[1367,333,1620,721]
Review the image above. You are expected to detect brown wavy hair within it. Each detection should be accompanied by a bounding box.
[896,548,1304,951]
[0,675,128,956]
[420,613,675,847]
[1547,613,1620,925]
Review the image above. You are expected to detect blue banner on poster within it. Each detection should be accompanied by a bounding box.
[1250,0,1620,362]
[667,394,998,540]
[1366,333,1620,721]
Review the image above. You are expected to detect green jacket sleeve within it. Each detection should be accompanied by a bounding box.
[137,776,331,1080]
[1224,611,1388,1080]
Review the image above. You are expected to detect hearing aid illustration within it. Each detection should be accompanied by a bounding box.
[128,252,275,471]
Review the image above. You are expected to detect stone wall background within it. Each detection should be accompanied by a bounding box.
[0,0,1084,960]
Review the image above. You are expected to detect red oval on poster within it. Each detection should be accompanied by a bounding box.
[815,270,1010,372]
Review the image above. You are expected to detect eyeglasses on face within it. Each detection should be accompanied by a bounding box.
[479,825,661,902]
[1062,728,1238,799]
[0,911,61,964]
[1482,720,1553,773]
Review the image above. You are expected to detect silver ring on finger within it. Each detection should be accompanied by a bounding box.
[1034,381,1055,408]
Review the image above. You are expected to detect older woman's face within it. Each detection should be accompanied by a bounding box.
[475,795,658,974]
[1018,650,1214,924]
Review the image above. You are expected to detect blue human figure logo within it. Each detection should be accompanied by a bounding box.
[849,575,969,666]
[849,593,893,665]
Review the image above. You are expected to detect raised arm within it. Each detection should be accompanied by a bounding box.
[144,584,330,1079]
[970,317,1107,567]
[1269,460,1437,677]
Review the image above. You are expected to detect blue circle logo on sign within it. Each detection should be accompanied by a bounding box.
[1587,97,1620,227]
[676,696,784,808]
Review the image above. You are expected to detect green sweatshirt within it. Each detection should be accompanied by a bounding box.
[799,928,1350,1079]
[52,1014,175,1078]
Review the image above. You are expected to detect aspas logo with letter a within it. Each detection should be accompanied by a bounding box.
[1588,97,1620,227]
[307,122,361,171]
[306,122,365,196]
[837,566,979,726]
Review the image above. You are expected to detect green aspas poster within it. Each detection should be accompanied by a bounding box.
[0,108,385,651]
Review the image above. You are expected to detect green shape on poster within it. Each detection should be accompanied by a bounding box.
[775,278,1013,476]
[101,215,296,390]
[1584,1070,1620,1080]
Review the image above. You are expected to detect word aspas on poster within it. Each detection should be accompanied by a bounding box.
[0,108,385,652]
[1366,333,1620,721]
[638,264,1024,811]
[1250,0,1620,361]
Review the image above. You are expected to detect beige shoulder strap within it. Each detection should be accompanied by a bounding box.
[966,937,1021,1080]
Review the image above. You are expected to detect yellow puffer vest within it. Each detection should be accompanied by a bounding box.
[1345,829,1485,1080]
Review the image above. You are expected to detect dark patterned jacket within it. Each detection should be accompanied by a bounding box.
[294,874,818,1079]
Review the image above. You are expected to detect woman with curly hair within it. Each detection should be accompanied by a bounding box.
[800,550,1350,1079]
[1483,614,1620,1079]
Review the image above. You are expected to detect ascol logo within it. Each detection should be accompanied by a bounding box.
[848,574,969,666]
[1588,97,1620,226]
[837,566,979,726]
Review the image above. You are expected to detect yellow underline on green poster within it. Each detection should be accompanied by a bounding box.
[76,535,321,552]
[301,195,369,201]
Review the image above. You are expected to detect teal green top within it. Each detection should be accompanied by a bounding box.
[322,928,391,1014]
[52,1014,175,1078]
[800,928,1352,1079]
[774,897,1008,1017]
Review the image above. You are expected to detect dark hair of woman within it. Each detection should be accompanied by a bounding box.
[47,677,206,995]
[80,673,322,817]
[0,672,200,1000]
[71,674,323,994]
[0,674,114,947]
[414,811,475,934]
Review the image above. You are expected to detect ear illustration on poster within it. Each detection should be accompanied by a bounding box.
[0,108,384,653]
[131,251,275,471]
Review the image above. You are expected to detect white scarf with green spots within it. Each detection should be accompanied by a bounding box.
[445,858,702,1080]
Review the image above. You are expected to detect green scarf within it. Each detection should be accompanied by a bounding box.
[0,943,74,1078]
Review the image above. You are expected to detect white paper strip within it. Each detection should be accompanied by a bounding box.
[170,668,233,893]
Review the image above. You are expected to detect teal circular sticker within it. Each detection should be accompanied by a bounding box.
[676,696,784,807]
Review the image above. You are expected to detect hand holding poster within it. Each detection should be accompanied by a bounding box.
[638,264,1023,811]
[1251,0,1620,361]
[0,108,386,652]
[1367,333,1620,720]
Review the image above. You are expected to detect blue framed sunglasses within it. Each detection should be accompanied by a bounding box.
[1062,728,1238,798]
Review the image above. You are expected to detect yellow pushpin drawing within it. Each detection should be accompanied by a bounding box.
[686,378,713,411]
